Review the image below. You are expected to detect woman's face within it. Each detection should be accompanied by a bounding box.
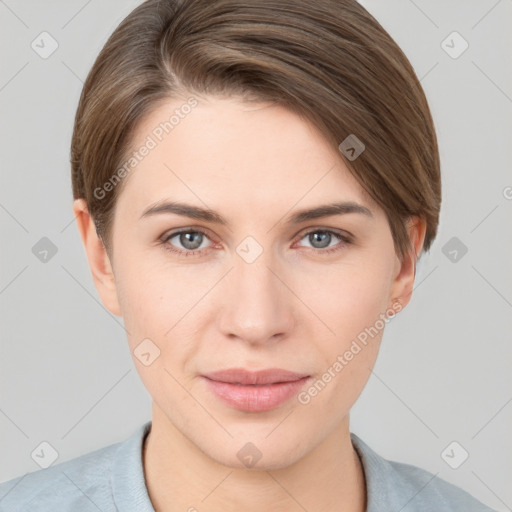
[87,95,419,469]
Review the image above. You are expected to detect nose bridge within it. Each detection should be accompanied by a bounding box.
[218,238,293,343]
[235,242,277,296]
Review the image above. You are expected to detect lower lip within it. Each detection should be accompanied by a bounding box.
[202,376,310,412]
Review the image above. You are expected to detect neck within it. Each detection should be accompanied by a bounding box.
[143,404,367,512]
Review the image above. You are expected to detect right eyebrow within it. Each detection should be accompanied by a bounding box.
[139,200,228,225]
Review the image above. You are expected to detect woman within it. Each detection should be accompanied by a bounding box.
[0,0,499,510]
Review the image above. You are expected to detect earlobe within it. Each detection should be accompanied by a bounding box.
[72,198,122,317]
[389,216,427,311]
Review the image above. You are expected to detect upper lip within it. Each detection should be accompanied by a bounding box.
[202,368,310,385]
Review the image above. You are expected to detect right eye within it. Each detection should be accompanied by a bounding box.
[160,229,214,257]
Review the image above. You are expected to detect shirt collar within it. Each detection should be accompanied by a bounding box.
[112,420,154,511]
[351,432,407,510]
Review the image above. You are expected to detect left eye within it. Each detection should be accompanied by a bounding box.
[296,229,350,252]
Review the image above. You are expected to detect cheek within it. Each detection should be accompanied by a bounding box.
[306,256,393,340]
[304,254,395,384]
[113,251,212,362]
[294,264,393,420]
[111,248,172,346]
[112,259,199,401]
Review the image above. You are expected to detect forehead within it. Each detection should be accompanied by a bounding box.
[116,95,377,215]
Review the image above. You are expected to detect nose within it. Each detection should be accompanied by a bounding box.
[217,248,295,346]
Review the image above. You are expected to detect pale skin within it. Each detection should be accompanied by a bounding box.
[73,95,426,512]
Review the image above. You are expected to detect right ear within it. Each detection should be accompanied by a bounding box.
[72,198,122,317]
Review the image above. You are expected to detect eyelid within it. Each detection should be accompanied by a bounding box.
[292,227,354,254]
[160,225,216,242]
[160,226,218,249]
[294,226,354,242]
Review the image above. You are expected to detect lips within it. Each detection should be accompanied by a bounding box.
[201,368,311,412]
[202,368,310,385]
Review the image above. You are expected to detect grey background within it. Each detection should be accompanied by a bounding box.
[0,0,511,509]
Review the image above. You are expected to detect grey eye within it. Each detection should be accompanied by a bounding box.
[307,231,333,249]
[167,231,209,251]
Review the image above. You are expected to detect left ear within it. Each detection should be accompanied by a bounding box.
[389,216,427,310]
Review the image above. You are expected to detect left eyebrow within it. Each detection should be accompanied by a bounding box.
[139,200,373,225]
[283,201,373,224]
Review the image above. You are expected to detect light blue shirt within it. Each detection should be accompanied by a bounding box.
[0,421,497,511]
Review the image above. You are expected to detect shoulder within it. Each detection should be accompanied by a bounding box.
[0,441,119,512]
[0,422,151,512]
[350,433,498,512]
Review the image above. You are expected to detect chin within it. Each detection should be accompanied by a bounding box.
[203,431,308,471]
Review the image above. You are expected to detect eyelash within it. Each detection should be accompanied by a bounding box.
[159,227,353,258]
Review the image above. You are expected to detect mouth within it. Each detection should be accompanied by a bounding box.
[201,368,311,412]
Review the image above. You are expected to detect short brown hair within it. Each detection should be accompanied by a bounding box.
[71,0,441,262]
